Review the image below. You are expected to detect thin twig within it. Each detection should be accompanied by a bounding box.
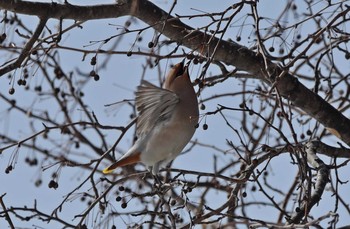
[0,17,48,76]
[0,193,15,229]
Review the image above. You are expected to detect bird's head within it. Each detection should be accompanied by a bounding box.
[163,60,192,90]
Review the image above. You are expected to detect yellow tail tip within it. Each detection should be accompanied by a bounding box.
[102,167,114,174]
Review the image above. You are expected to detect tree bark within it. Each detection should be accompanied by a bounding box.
[1,0,350,146]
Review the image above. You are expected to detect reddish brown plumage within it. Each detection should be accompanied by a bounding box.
[103,152,141,174]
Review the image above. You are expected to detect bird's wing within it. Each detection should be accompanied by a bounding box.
[135,80,179,137]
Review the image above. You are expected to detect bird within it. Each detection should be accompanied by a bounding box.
[103,61,199,175]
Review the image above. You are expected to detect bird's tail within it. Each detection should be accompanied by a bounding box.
[102,152,141,174]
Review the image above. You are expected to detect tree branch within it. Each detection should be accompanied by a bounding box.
[1,0,350,146]
[132,0,350,146]
[0,17,47,76]
[0,0,128,20]
[306,140,350,159]
[0,193,15,229]
[289,141,330,224]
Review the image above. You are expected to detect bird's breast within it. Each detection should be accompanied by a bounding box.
[140,117,196,166]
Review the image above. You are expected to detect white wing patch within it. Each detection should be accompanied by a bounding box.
[135,80,179,137]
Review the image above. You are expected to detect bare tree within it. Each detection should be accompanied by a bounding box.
[0,0,350,228]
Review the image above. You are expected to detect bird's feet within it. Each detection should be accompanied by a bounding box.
[152,173,164,188]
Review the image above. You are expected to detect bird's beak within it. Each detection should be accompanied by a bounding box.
[163,61,191,89]
[175,59,191,77]
[184,60,191,77]
[174,60,185,78]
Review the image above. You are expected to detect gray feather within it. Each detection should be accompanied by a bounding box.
[135,80,179,137]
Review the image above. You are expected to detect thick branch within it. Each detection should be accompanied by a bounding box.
[1,0,350,146]
[132,0,350,146]
[0,0,128,20]
[289,141,330,224]
[305,140,350,159]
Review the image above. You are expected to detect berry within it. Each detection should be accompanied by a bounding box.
[251,185,257,192]
[170,199,176,206]
[48,180,59,189]
[345,52,350,60]
[148,41,154,48]
[5,165,13,174]
[89,70,96,77]
[35,179,42,187]
[187,53,194,60]
[34,86,42,92]
[94,74,100,81]
[90,56,97,65]
[0,33,7,43]
[31,158,38,166]
[9,88,15,95]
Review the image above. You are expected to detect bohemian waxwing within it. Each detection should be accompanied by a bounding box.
[103,61,199,175]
